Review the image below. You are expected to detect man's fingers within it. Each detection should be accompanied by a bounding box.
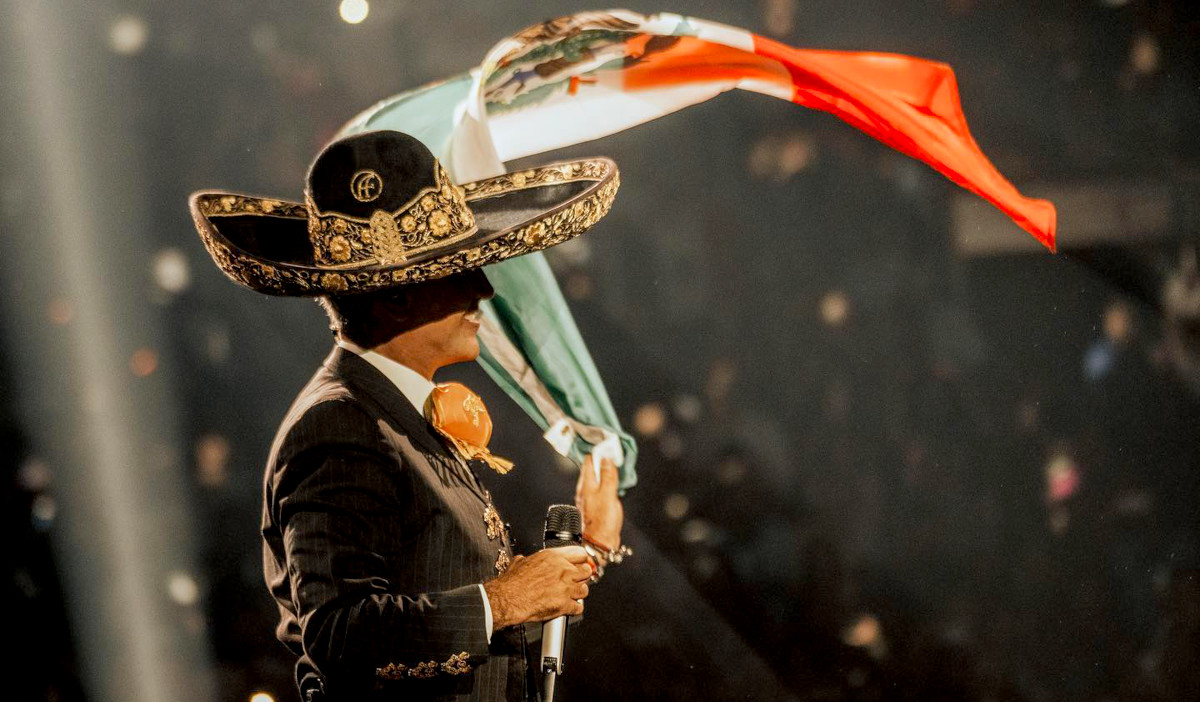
[572,563,593,581]
[579,454,617,495]
[551,545,589,563]
[598,458,618,491]
[578,454,597,490]
[572,582,590,600]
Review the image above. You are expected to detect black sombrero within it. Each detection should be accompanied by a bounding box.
[189,130,619,296]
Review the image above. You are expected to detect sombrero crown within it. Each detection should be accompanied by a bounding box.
[189,130,618,296]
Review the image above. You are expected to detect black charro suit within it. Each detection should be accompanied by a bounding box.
[262,345,531,701]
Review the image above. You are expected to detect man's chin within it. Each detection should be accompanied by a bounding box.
[445,341,481,367]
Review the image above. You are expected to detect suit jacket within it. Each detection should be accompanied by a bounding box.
[262,346,529,701]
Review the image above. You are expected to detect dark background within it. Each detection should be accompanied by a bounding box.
[3,1,1199,700]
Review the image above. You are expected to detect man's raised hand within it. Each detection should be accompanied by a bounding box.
[575,454,623,552]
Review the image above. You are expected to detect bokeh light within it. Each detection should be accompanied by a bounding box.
[842,614,888,658]
[704,358,737,405]
[633,402,667,437]
[152,248,191,294]
[17,458,53,492]
[31,495,56,531]
[659,431,683,459]
[820,290,850,326]
[671,394,702,423]
[195,434,231,488]
[1129,33,1160,75]
[748,131,816,181]
[130,348,159,377]
[1045,451,1081,503]
[338,0,369,24]
[663,493,690,520]
[843,614,881,647]
[1103,301,1133,344]
[166,571,200,606]
[681,518,713,544]
[109,15,149,56]
[1083,340,1115,380]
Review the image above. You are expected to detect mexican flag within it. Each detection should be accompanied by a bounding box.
[338,9,1058,490]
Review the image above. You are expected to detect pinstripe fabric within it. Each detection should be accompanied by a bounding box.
[262,346,530,701]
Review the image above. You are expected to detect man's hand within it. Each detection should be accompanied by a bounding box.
[483,546,592,630]
[575,454,623,552]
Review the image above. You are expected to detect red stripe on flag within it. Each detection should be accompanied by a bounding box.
[752,35,1056,251]
[619,35,792,92]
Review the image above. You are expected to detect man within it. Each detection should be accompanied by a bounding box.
[189,130,627,700]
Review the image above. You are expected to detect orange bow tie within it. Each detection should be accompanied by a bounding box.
[425,382,515,475]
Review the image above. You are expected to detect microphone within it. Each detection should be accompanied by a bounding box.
[541,504,582,702]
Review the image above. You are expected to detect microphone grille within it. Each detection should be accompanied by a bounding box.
[544,504,581,548]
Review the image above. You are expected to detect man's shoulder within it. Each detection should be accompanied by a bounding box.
[267,362,386,468]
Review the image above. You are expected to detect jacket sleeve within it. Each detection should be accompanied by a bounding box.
[274,401,491,687]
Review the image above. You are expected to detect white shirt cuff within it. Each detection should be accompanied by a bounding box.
[478,583,494,639]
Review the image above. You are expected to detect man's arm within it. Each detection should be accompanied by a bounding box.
[281,448,491,685]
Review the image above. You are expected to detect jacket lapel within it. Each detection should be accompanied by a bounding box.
[324,346,490,502]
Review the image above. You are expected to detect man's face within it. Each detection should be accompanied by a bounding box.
[383,269,494,369]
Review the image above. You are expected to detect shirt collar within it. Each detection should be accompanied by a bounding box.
[337,338,434,416]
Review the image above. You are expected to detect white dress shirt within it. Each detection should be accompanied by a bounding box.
[336,339,495,639]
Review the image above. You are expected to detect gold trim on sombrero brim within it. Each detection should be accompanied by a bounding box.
[189,158,618,296]
[461,159,611,200]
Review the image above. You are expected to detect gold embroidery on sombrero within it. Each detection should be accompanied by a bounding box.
[190,163,617,296]
[308,162,476,267]
[368,209,408,264]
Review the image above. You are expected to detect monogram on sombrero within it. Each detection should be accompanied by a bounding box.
[189,130,619,296]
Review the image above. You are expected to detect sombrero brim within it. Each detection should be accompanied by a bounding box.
[189,158,618,296]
